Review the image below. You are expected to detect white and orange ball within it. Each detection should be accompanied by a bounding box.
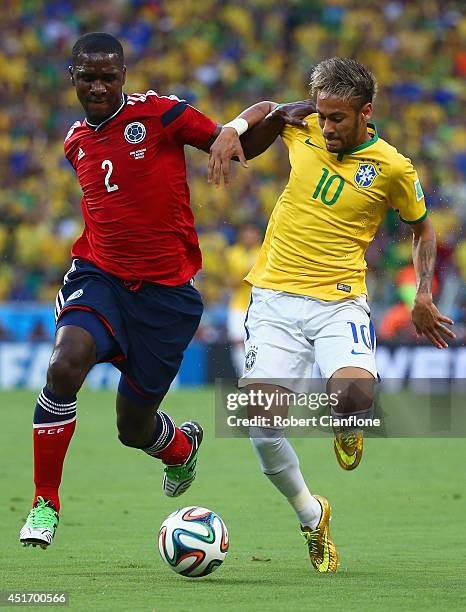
[158,506,229,577]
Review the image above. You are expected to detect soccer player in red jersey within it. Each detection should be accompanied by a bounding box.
[19,32,256,548]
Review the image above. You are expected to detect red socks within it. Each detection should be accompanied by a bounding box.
[142,410,192,465]
[33,387,77,511]
[154,427,192,465]
[32,388,192,513]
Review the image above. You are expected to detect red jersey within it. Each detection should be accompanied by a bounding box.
[64,91,217,285]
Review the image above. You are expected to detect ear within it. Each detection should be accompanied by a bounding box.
[122,65,127,86]
[69,65,75,86]
[361,102,373,122]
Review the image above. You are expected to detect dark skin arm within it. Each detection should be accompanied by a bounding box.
[207,100,316,186]
[410,217,455,348]
[240,100,317,160]
[198,101,284,161]
[199,125,224,152]
[197,124,249,179]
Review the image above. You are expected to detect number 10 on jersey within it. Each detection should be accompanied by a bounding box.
[312,167,344,206]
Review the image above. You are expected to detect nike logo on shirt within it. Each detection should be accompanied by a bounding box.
[304,137,323,149]
[351,349,372,356]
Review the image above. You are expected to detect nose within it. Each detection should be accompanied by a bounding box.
[322,119,336,137]
[90,80,106,95]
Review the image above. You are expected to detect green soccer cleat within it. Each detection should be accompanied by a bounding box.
[19,497,59,549]
[163,421,203,497]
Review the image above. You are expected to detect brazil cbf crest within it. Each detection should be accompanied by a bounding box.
[124,122,146,144]
[355,162,378,189]
[244,346,258,373]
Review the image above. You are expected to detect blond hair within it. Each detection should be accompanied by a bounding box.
[310,57,377,107]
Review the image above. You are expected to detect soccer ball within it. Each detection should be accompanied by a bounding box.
[158,506,229,577]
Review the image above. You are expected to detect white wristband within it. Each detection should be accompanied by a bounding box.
[222,117,249,136]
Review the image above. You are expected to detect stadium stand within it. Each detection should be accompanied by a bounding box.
[1,0,465,343]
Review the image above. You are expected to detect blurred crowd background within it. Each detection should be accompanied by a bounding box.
[1,0,465,345]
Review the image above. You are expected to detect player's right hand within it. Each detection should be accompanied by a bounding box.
[208,127,248,187]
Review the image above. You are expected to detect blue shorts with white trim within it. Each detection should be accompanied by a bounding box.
[55,259,203,398]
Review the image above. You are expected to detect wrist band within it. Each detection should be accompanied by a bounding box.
[222,117,249,136]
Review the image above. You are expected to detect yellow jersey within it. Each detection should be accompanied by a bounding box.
[245,114,427,300]
[226,243,261,310]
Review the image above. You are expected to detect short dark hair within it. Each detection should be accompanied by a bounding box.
[310,57,377,107]
[71,32,124,66]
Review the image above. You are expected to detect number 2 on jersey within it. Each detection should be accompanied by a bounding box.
[312,167,344,206]
[101,159,119,193]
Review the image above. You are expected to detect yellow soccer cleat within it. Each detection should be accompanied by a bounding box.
[334,431,363,470]
[301,495,338,573]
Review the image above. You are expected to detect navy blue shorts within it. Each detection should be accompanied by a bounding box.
[55,259,203,398]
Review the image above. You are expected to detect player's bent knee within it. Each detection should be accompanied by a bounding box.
[47,330,96,396]
[329,368,375,413]
[47,355,90,396]
[335,388,373,413]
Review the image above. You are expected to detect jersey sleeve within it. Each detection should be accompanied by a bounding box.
[280,113,318,150]
[63,121,82,171]
[159,99,217,148]
[280,124,294,148]
[388,154,427,224]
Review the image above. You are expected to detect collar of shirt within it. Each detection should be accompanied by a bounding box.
[85,94,127,131]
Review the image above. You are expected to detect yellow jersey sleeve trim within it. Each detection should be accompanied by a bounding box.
[399,210,428,225]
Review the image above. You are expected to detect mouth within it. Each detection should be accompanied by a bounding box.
[325,138,341,150]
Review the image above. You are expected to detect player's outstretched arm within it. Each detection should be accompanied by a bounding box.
[240,100,316,160]
[208,100,315,187]
[410,217,456,348]
[207,101,277,187]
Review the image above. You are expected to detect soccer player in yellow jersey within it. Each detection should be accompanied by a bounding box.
[209,57,455,573]
[225,222,262,376]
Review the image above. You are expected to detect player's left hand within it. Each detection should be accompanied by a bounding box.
[269,99,316,128]
[411,294,455,349]
[208,128,248,187]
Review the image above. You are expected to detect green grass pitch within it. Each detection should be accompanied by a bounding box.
[1,389,465,611]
